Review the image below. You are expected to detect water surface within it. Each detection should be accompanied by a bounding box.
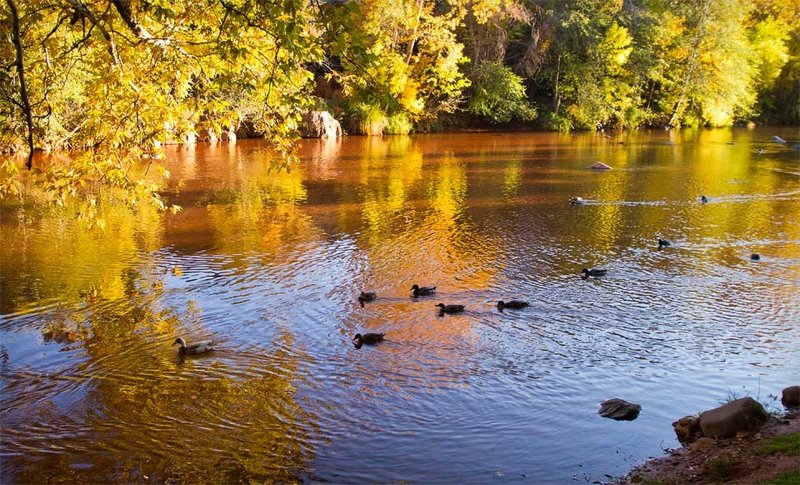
[2,129,799,483]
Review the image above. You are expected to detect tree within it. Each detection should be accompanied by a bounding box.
[1,0,322,213]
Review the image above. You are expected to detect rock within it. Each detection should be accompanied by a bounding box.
[599,398,641,421]
[781,386,800,408]
[301,111,343,139]
[590,161,612,170]
[698,397,768,439]
[690,437,716,452]
[673,415,703,444]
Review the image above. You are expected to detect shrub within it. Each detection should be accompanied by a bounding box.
[465,62,536,124]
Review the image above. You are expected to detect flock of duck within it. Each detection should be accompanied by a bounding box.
[352,285,534,348]
[173,191,764,356]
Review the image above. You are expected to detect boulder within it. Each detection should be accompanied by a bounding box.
[781,386,800,408]
[598,398,641,421]
[301,111,343,139]
[690,437,716,452]
[698,397,768,439]
[673,415,703,444]
[590,161,612,170]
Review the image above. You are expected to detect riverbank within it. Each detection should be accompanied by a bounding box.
[617,410,800,484]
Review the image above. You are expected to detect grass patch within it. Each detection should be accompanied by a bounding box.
[761,470,800,485]
[705,453,743,482]
[760,433,800,455]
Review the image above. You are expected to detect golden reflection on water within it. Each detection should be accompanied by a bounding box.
[1,129,799,483]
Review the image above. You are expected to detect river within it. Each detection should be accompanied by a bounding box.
[1,128,799,483]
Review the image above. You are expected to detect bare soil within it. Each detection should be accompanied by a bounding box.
[617,411,800,484]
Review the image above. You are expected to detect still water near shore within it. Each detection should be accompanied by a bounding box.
[1,129,799,483]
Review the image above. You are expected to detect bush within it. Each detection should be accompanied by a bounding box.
[347,103,387,136]
[385,113,413,135]
[465,62,536,124]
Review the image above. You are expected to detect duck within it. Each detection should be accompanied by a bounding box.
[497,300,529,311]
[750,253,761,261]
[411,284,436,297]
[657,238,671,249]
[353,332,385,348]
[700,195,708,204]
[569,197,585,206]
[581,268,607,279]
[173,337,214,355]
[436,303,465,314]
[358,291,377,307]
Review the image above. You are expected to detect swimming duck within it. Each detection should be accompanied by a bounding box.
[358,291,377,307]
[569,197,585,206]
[700,195,708,204]
[750,253,761,261]
[581,268,607,279]
[411,284,436,297]
[353,333,385,348]
[173,337,214,355]
[658,239,671,249]
[497,300,529,311]
[436,303,465,314]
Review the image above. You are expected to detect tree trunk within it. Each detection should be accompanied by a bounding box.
[7,0,35,170]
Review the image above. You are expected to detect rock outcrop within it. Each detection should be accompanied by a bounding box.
[673,415,703,444]
[781,386,800,408]
[301,111,343,139]
[698,397,769,439]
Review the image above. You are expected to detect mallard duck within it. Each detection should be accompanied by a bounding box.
[411,284,436,297]
[581,268,607,279]
[658,238,671,249]
[569,197,585,206]
[353,333,385,348]
[358,291,377,307]
[750,253,761,261]
[497,300,529,311]
[436,303,465,314]
[700,195,708,204]
[173,337,214,355]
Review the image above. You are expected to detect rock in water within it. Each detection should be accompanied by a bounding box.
[598,398,641,421]
[698,397,768,439]
[590,161,612,170]
[781,386,800,408]
[301,111,343,139]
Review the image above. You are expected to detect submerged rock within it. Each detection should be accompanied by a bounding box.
[781,386,800,408]
[599,398,641,421]
[590,161,612,170]
[673,415,703,444]
[698,397,768,439]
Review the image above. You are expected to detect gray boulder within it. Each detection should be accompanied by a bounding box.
[673,415,703,444]
[301,111,343,139]
[698,397,768,439]
[599,398,641,421]
[781,386,800,408]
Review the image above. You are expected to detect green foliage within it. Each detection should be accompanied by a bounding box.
[348,103,388,136]
[759,433,800,455]
[762,470,800,485]
[465,62,536,123]
[385,113,413,135]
